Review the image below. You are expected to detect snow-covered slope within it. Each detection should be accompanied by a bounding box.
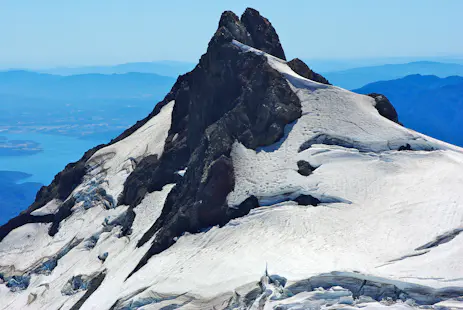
[1,8,462,310]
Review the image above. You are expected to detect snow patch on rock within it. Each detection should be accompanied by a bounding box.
[30,199,61,216]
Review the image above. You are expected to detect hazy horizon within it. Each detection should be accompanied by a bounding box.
[2,0,463,69]
[3,56,463,76]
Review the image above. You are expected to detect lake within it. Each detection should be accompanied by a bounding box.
[0,132,108,184]
[0,132,108,224]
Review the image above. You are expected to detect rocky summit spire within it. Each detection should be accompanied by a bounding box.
[241,8,286,60]
[214,8,286,60]
[218,10,253,46]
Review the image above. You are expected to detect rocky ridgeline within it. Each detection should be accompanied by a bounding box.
[0,8,419,310]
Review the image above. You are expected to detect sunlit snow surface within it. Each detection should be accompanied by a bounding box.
[1,43,463,309]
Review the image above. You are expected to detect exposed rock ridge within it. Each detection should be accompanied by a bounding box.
[219,10,330,86]
[218,8,286,60]
[128,8,303,274]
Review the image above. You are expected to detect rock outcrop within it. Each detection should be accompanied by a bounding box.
[217,8,286,60]
[288,58,331,85]
[368,93,401,124]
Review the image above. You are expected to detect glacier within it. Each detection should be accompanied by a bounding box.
[0,8,462,310]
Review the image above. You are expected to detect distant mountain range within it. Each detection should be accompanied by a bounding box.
[302,56,463,73]
[323,61,463,89]
[0,70,175,99]
[5,56,463,77]
[355,74,463,146]
[37,60,195,77]
[6,60,463,91]
[0,70,176,139]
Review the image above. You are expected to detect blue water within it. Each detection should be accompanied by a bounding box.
[0,132,107,185]
[0,132,108,224]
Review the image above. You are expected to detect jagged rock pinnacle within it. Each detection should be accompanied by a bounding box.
[241,8,286,60]
[218,11,253,46]
[212,8,286,60]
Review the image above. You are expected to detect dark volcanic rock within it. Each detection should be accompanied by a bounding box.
[294,195,320,206]
[129,10,300,274]
[69,272,106,310]
[28,148,100,213]
[0,213,54,242]
[398,143,412,151]
[218,11,253,47]
[241,8,286,60]
[368,93,401,124]
[119,75,192,207]
[48,197,76,236]
[297,160,316,176]
[287,58,330,85]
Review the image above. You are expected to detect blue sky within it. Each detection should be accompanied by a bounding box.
[1,0,463,68]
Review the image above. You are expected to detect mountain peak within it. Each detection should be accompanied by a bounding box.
[212,8,286,60]
[218,11,251,42]
[1,8,463,310]
[240,8,286,60]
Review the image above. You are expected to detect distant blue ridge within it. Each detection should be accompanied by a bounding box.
[354,74,463,147]
[0,171,43,225]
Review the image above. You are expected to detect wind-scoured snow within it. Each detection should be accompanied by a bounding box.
[0,183,175,310]
[226,41,463,287]
[82,100,174,203]
[0,101,175,309]
[30,199,61,216]
[1,42,463,309]
[0,223,56,272]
